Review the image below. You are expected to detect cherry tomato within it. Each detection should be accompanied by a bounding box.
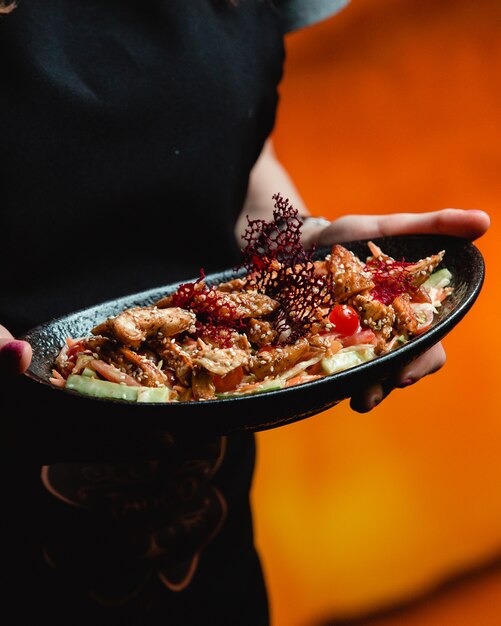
[213,365,244,393]
[328,304,360,335]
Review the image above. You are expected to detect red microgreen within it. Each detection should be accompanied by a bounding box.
[169,270,244,347]
[170,269,207,309]
[364,258,417,305]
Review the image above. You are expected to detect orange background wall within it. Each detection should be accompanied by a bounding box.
[251,1,501,625]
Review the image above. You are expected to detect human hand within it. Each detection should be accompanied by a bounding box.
[0,324,32,376]
[305,208,490,412]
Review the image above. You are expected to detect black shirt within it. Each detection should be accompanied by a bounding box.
[0,0,283,332]
[1,2,284,624]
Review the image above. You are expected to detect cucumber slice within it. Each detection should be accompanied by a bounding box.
[66,375,140,401]
[137,387,170,403]
[66,375,171,402]
[423,268,452,289]
[321,347,375,375]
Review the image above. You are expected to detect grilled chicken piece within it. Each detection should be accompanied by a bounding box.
[193,290,279,319]
[193,340,249,377]
[191,368,216,401]
[154,279,207,309]
[406,251,445,286]
[92,306,196,350]
[154,295,175,309]
[309,333,343,356]
[249,338,310,381]
[327,244,374,301]
[367,242,445,289]
[156,284,278,320]
[247,319,277,348]
[117,347,168,387]
[392,293,419,335]
[151,340,194,386]
[80,335,117,353]
[412,286,432,304]
[350,293,396,338]
[214,278,247,293]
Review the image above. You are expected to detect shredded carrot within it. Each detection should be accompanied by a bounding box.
[285,374,322,387]
[49,377,66,388]
[90,359,142,386]
[51,369,64,380]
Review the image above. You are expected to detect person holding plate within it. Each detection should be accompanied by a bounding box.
[0,1,490,625]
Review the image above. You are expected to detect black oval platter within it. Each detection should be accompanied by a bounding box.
[20,234,485,438]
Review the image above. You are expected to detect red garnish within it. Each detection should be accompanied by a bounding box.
[239,194,336,344]
[170,270,207,309]
[169,270,244,347]
[266,262,334,344]
[365,258,417,305]
[169,194,339,346]
[241,193,308,272]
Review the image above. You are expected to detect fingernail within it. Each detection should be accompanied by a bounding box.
[399,378,414,388]
[0,341,25,375]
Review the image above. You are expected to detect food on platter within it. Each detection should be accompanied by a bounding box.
[50,195,453,403]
